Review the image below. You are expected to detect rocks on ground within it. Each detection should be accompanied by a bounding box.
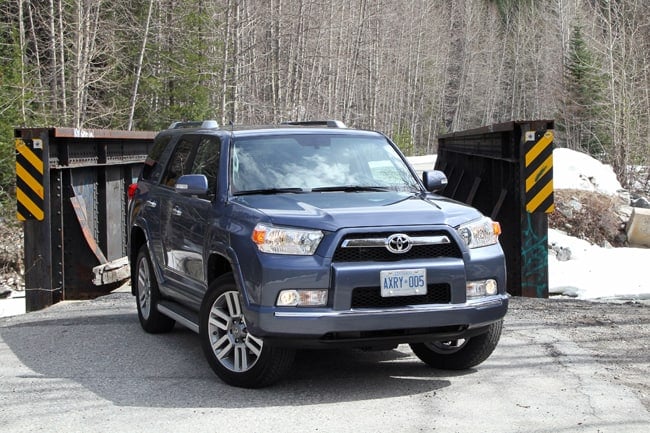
[0,219,24,296]
[549,187,650,249]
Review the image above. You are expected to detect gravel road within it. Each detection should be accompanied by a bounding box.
[0,291,648,432]
[507,297,650,410]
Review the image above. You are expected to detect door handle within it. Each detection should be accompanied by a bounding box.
[171,206,182,217]
[145,200,157,208]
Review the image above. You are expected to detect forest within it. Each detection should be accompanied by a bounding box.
[1,0,649,212]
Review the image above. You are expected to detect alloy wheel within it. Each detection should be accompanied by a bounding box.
[137,257,152,320]
[207,290,263,372]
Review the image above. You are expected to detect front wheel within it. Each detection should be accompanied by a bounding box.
[409,320,503,370]
[199,273,295,388]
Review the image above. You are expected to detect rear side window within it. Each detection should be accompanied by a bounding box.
[141,135,172,182]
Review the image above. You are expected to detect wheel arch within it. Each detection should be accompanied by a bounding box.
[129,226,147,295]
[207,253,234,286]
[206,250,256,309]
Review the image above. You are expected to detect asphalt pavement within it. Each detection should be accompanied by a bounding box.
[0,289,648,433]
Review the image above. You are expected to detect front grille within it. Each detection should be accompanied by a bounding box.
[332,231,462,262]
[351,284,451,308]
[333,244,461,262]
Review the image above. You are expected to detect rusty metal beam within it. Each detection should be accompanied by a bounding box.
[16,126,156,311]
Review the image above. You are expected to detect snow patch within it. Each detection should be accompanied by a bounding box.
[553,148,623,195]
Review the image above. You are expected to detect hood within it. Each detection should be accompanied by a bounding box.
[231,191,482,231]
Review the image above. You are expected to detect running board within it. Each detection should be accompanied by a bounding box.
[157,301,200,333]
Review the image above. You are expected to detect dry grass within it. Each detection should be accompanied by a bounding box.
[549,189,625,247]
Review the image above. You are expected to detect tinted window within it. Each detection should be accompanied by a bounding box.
[192,136,220,197]
[161,137,197,188]
[142,134,172,182]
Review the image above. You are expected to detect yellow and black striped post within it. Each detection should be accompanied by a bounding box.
[519,125,554,298]
[524,130,554,214]
[15,138,45,221]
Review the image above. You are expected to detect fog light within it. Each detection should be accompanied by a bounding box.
[277,289,328,307]
[467,279,498,299]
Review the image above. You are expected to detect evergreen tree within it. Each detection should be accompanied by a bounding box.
[0,11,23,216]
[134,1,216,130]
[392,124,415,156]
[561,24,609,156]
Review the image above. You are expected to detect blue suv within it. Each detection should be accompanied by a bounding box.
[128,120,508,388]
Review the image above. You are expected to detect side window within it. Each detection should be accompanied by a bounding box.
[161,137,197,188]
[192,136,220,197]
[141,134,172,182]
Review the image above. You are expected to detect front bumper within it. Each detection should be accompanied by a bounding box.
[235,232,508,348]
[244,294,508,348]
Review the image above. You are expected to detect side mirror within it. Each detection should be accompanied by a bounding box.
[422,170,448,193]
[175,174,209,196]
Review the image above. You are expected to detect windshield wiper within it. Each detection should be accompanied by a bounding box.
[311,185,391,192]
[233,187,306,196]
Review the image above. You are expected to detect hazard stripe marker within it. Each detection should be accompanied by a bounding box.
[524,131,554,213]
[16,138,45,221]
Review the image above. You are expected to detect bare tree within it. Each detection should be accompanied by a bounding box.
[127,0,154,131]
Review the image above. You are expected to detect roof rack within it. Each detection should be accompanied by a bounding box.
[281,120,347,128]
[168,120,219,129]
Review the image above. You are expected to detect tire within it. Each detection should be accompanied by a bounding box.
[134,245,175,333]
[410,320,503,370]
[199,273,295,388]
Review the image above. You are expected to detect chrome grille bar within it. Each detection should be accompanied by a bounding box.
[341,235,451,248]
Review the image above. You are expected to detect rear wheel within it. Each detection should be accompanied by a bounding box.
[410,320,503,370]
[134,245,175,333]
[200,274,295,388]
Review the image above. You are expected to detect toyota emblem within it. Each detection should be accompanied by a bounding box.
[386,234,412,254]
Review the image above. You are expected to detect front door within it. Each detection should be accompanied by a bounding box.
[159,135,221,304]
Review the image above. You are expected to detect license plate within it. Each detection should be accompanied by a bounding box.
[380,268,427,297]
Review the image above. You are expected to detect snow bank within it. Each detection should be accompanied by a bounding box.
[553,148,623,195]
[548,229,650,301]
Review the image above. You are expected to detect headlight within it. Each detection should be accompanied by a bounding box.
[252,223,323,255]
[457,217,501,249]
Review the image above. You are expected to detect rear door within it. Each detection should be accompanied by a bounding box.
[135,134,173,272]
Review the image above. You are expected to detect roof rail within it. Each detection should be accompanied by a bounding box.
[281,120,347,128]
[168,120,219,129]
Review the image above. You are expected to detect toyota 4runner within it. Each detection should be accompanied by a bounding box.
[127,120,508,388]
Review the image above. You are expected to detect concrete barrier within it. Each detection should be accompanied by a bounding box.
[627,207,650,247]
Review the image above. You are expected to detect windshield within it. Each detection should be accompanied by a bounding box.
[230,133,420,194]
